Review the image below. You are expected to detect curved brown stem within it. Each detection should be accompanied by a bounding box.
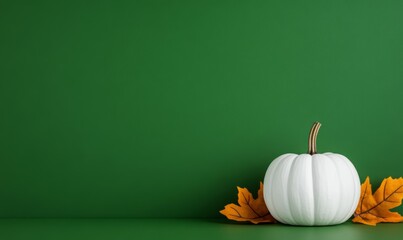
[308,122,321,155]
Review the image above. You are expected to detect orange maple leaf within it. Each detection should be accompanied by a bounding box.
[220,182,276,224]
[353,176,403,226]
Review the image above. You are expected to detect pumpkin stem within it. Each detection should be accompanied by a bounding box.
[308,122,321,155]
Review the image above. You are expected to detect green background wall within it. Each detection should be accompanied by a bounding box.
[1,0,403,218]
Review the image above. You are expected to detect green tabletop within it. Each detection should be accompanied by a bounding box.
[0,218,401,240]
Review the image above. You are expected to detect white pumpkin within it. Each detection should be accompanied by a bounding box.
[263,122,360,226]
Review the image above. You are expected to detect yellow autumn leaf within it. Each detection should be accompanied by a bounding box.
[220,182,276,224]
[353,176,403,226]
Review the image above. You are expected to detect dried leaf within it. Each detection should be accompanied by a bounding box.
[353,176,403,226]
[220,182,276,224]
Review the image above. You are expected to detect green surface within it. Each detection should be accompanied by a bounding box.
[0,219,402,240]
[1,0,403,218]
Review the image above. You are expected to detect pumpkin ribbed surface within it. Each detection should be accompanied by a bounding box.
[263,153,360,226]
